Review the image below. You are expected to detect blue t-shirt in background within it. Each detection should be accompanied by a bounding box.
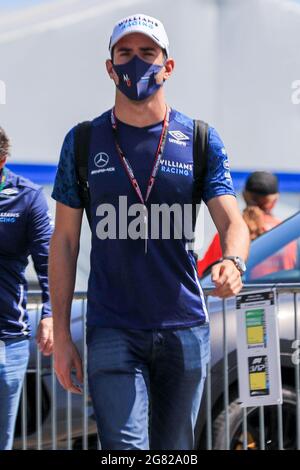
[0,168,53,339]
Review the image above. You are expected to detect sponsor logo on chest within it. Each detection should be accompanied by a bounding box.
[0,188,19,199]
[91,153,116,175]
[0,212,20,223]
[160,159,192,176]
[168,130,190,147]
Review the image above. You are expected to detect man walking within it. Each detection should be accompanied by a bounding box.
[0,127,53,450]
[50,14,249,450]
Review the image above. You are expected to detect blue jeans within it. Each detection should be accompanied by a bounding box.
[0,338,30,450]
[87,324,210,450]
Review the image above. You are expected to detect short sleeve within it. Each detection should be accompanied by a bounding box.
[51,128,83,208]
[201,127,236,204]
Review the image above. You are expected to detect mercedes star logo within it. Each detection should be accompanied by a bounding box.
[94,152,109,168]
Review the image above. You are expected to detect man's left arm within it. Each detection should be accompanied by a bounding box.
[27,188,54,355]
[207,195,250,297]
[201,126,250,298]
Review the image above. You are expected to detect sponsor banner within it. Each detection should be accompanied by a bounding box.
[236,289,282,407]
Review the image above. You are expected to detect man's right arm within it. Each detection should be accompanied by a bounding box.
[49,202,84,394]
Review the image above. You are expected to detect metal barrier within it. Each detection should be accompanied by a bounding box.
[16,291,92,451]
[15,284,300,450]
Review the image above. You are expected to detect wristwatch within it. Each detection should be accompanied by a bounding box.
[222,256,247,275]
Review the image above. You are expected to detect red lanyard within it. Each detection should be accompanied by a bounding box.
[110,105,170,205]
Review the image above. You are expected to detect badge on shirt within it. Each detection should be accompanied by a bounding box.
[0,188,19,198]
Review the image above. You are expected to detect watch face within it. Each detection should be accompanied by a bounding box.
[223,256,246,273]
[236,257,246,272]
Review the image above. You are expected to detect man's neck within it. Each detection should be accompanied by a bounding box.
[114,89,167,127]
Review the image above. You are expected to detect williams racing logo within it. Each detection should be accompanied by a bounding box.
[0,212,20,223]
[91,153,115,175]
[117,15,158,30]
[160,159,192,177]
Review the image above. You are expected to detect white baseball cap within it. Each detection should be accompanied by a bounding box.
[109,13,169,58]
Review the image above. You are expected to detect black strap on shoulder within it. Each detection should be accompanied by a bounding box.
[193,119,209,202]
[192,119,209,227]
[74,121,92,228]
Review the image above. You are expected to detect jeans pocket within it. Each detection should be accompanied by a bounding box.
[87,328,129,378]
[190,324,211,369]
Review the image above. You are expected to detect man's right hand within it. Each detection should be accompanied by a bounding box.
[54,338,83,394]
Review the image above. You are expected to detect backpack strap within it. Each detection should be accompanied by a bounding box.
[192,119,209,228]
[193,119,209,203]
[74,121,92,228]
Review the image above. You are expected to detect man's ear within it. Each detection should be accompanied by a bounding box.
[106,59,119,85]
[155,58,175,85]
[162,58,175,81]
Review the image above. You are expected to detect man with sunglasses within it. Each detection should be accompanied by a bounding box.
[50,14,249,450]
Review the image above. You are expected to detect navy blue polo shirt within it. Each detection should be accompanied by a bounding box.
[52,108,236,330]
[0,168,53,340]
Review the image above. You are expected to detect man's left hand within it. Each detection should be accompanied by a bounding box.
[210,260,243,298]
[36,317,53,356]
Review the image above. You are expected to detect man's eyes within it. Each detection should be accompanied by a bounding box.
[118,51,155,56]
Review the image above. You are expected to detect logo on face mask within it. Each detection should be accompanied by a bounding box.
[123,74,131,87]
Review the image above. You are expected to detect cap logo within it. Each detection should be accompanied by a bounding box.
[110,14,169,59]
[118,16,159,29]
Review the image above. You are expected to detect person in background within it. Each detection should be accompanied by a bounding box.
[0,127,53,450]
[197,171,296,278]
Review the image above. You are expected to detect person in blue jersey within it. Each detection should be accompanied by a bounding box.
[50,14,250,450]
[0,127,53,450]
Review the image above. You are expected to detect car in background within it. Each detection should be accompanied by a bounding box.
[13,210,300,449]
[196,210,300,449]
